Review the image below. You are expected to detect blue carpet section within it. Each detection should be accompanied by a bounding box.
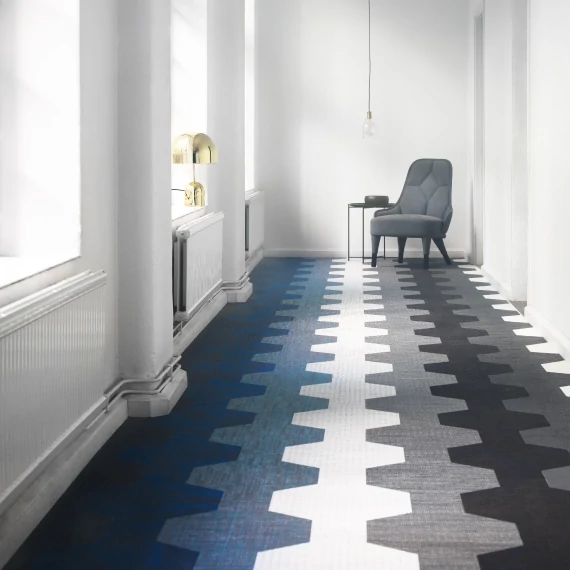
[158,259,337,568]
[6,258,332,570]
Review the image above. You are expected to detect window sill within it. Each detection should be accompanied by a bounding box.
[171,204,205,222]
[0,255,78,291]
[245,189,263,203]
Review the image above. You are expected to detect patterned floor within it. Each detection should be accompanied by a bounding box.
[6,257,570,569]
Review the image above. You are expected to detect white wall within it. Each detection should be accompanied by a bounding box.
[245,0,255,192]
[257,0,470,258]
[0,0,80,263]
[468,0,528,301]
[526,0,570,355]
[0,2,119,557]
[510,0,529,301]
[0,0,119,383]
[208,0,247,284]
[474,0,529,300]
[466,0,482,265]
[480,0,513,289]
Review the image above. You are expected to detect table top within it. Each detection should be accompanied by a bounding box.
[348,202,395,209]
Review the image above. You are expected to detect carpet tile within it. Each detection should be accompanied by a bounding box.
[5,257,570,570]
[159,260,335,569]
[366,263,519,569]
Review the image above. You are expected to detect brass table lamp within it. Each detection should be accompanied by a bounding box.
[172,133,218,207]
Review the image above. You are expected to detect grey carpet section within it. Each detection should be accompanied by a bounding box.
[365,261,522,569]
[372,258,570,569]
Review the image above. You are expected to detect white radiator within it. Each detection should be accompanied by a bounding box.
[0,271,107,513]
[246,190,264,257]
[173,212,224,321]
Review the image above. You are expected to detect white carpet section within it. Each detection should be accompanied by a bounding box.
[459,264,570,399]
[255,261,419,570]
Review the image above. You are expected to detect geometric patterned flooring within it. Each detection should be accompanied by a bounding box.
[6,257,570,569]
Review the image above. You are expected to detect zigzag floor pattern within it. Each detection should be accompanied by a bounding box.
[367,262,521,569]
[256,260,417,569]
[6,257,570,570]
[400,260,570,569]
[6,259,327,570]
[159,260,336,569]
[456,265,570,488]
[447,263,570,567]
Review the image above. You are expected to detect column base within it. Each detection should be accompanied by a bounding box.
[126,367,188,418]
[222,273,253,303]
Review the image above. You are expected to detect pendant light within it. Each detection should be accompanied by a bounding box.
[362,0,375,137]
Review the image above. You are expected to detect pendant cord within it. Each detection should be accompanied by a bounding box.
[368,0,371,113]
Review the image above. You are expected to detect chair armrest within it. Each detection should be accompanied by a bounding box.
[374,205,401,217]
[442,206,453,234]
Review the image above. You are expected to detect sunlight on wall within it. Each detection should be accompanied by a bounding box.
[0,0,80,272]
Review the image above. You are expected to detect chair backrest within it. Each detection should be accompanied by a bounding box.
[397,159,452,218]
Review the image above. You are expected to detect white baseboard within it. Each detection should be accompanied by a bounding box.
[126,368,188,418]
[222,273,253,304]
[245,248,264,274]
[0,400,128,569]
[265,248,466,259]
[225,281,253,303]
[173,290,228,356]
[525,305,570,362]
[481,265,514,300]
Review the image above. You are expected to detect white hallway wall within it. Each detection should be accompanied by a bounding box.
[472,0,528,301]
[468,0,570,353]
[526,0,570,356]
[0,0,119,383]
[257,0,470,258]
[479,0,513,291]
[0,3,119,561]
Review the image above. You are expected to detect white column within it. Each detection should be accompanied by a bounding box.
[208,0,252,302]
[117,0,187,415]
[510,0,529,302]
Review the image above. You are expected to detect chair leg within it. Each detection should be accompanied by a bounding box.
[371,235,381,268]
[397,237,407,263]
[422,237,431,269]
[433,238,452,265]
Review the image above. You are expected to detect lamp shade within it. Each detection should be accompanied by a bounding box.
[172,133,218,165]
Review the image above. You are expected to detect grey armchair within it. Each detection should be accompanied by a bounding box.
[370,158,453,268]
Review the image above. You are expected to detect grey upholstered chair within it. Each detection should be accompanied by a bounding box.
[370,158,453,268]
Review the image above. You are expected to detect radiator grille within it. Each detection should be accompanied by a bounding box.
[173,212,224,320]
[0,272,106,510]
[246,191,264,257]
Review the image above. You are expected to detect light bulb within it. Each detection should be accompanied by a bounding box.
[362,111,375,137]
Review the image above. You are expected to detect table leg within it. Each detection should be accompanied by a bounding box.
[384,236,386,259]
[362,207,365,263]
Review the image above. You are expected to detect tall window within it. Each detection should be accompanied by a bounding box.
[245,0,255,192]
[171,0,208,218]
[0,0,80,287]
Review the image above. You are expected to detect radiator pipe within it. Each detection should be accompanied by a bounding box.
[103,355,181,407]
[109,363,182,404]
[221,272,250,291]
[83,356,181,431]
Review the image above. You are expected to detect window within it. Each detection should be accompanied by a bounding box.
[0,0,81,287]
[171,0,208,220]
[245,0,255,192]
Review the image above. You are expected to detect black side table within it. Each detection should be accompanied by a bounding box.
[348,203,393,262]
